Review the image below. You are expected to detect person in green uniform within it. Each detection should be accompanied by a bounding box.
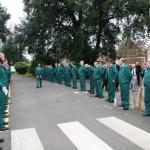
[71,63,78,89]
[118,58,132,110]
[64,63,72,87]
[0,53,9,131]
[143,58,150,116]
[63,64,67,85]
[49,65,55,82]
[35,64,43,88]
[93,61,104,98]
[47,65,51,81]
[57,63,63,84]
[85,64,95,94]
[54,63,58,83]
[79,60,87,91]
[3,60,11,89]
[106,60,118,103]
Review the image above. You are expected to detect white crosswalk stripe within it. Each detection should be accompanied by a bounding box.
[97,116,150,150]
[11,128,44,150]
[58,121,114,150]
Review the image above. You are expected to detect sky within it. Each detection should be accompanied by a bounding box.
[0,0,24,28]
[0,0,32,60]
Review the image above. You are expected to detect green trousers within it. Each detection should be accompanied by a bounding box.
[144,87,150,115]
[120,83,130,108]
[80,76,86,91]
[0,91,5,128]
[108,82,116,102]
[36,78,42,88]
[95,79,103,97]
[65,76,71,87]
[72,77,77,89]
[90,77,94,94]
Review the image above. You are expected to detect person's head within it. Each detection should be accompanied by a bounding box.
[94,61,98,67]
[147,58,150,67]
[0,52,5,64]
[120,58,126,65]
[38,64,41,67]
[136,61,139,65]
[80,60,84,66]
[107,60,112,67]
[85,64,89,68]
[132,64,136,68]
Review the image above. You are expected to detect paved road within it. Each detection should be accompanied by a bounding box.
[9,75,150,150]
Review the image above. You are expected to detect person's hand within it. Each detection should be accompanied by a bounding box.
[2,87,8,95]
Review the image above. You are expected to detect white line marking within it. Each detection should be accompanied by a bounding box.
[74,92,83,96]
[97,116,150,150]
[74,92,79,94]
[11,128,44,150]
[58,121,114,150]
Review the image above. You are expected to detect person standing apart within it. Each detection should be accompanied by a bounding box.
[118,58,132,110]
[143,58,150,116]
[35,64,43,88]
[79,60,87,91]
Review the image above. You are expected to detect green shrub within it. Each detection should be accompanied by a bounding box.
[15,62,28,75]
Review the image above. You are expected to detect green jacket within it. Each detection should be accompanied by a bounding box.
[35,66,43,77]
[65,66,72,77]
[88,66,95,79]
[144,67,150,87]
[79,65,87,77]
[0,64,8,89]
[118,64,132,84]
[71,65,78,78]
[108,64,118,83]
[93,65,104,80]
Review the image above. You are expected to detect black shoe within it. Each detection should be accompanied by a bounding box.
[3,122,8,125]
[105,99,109,101]
[94,95,99,97]
[117,104,123,107]
[142,114,150,117]
[3,115,9,118]
[0,147,2,150]
[0,127,9,131]
[99,96,104,98]
[0,138,4,143]
[123,107,129,110]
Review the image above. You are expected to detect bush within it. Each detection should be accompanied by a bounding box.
[15,62,29,75]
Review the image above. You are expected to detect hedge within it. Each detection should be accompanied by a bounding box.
[15,62,29,75]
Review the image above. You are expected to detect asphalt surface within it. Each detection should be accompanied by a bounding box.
[8,75,150,150]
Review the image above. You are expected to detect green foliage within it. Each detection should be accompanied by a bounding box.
[15,62,29,75]
[0,4,10,42]
[14,0,149,64]
[2,36,23,64]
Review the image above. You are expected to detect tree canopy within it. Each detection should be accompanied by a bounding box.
[15,0,149,64]
[0,4,10,42]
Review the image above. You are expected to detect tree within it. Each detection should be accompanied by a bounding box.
[0,4,10,42]
[15,0,149,64]
[2,36,23,64]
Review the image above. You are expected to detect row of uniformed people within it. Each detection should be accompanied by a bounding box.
[0,53,11,133]
[35,57,150,116]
